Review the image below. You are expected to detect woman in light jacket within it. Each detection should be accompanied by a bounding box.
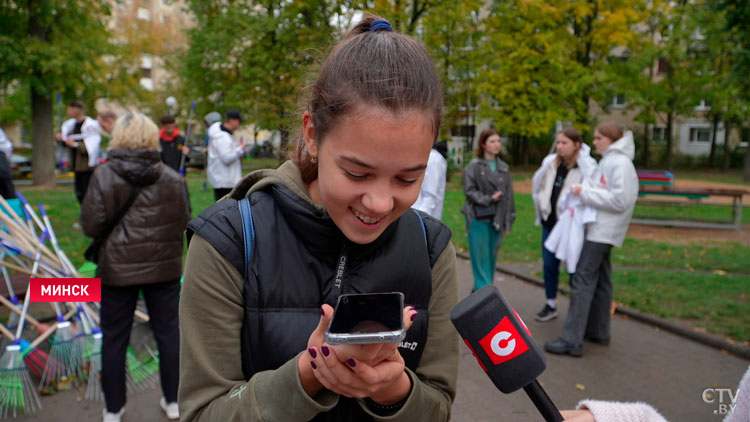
[461,128,515,292]
[544,123,638,357]
[531,127,596,322]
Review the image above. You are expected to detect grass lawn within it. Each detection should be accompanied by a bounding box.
[13,160,750,343]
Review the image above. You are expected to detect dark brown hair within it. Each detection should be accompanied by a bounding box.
[476,128,499,158]
[160,115,176,125]
[291,15,444,183]
[560,127,583,144]
[557,127,583,168]
[68,100,84,111]
[596,123,623,143]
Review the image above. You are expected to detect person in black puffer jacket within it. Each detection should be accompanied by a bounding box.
[81,111,189,422]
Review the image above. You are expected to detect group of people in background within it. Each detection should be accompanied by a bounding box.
[460,122,639,359]
[45,99,250,421]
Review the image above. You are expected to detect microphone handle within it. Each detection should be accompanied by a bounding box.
[522,379,564,422]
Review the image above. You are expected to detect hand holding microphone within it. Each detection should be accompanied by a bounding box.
[451,285,564,422]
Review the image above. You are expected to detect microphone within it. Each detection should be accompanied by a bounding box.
[450,285,563,422]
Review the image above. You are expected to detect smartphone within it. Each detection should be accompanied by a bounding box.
[324,292,406,345]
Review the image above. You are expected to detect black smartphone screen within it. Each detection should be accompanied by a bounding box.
[328,292,404,334]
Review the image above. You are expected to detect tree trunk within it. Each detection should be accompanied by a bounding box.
[643,123,650,168]
[29,2,55,186]
[722,120,731,172]
[709,114,719,167]
[522,135,529,168]
[278,125,289,164]
[31,87,55,186]
[744,126,750,182]
[665,112,674,170]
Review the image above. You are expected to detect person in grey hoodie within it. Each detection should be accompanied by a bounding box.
[545,123,639,357]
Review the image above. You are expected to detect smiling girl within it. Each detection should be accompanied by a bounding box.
[178,16,459,421]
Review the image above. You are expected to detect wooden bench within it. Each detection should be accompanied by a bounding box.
[633,186,747,230]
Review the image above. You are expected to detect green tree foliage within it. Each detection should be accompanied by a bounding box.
[420,0,484,145]
[479,0,579,164]
[0,1,112,185]
[714,0,750,180]
[181,0,344,157]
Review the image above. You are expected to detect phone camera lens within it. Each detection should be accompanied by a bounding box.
[342,296,348,304]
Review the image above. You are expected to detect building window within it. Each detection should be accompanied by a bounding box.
[137,7,151,21]
[140,68,152,78]
[140,54,153,70]
[611,94,626,108]
[450,125,476,139]
[140,78,154,91]
[689,127,710,143]
[652,126,667,143]
[657,58,669,74]
[695,99,711,111]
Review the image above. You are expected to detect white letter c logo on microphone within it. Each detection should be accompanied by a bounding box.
[479,316,529,365]
[490,331,515,356]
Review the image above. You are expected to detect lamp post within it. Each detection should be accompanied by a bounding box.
[166,96,177,116]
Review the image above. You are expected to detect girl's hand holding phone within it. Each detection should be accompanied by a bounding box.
[299,304,417,402]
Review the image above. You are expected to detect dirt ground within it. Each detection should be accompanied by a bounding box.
[513,178,750,245]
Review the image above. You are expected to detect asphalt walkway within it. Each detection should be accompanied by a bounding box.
[17,257,749,421]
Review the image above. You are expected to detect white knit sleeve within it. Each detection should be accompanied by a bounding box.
[577,400,669,422]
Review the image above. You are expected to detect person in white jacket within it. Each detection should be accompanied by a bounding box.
[56,100,101,205]
[413,141,447,219]
[531,127,597,322]
[207,110,246,201]
[545,123,638,357]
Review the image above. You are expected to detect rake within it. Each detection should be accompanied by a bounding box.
[0,286,41,418]
[39,303,84,392]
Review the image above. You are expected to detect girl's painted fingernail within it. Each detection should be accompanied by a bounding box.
[308,348,317,359]
[321,345,330,357]
[311,361,317,370]
[410,313,418,321]
[347,358,356,367]
[321,306,325,316]
[408,306,415,311]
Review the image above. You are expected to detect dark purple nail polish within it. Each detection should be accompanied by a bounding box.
[320,306,325,316]
[408,306,415,311]
[321,345,330,357]
[347,358,356,367]
[311,361,317,370]
[308,348,317,359]
[410,313,417,321]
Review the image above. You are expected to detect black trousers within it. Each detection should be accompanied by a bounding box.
[561,241,613,345]
[213,187,232,202]
[101,280,180,413]
[74,171,93,204]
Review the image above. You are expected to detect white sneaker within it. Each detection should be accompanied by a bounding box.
[160,397,179,420]
[103,408,124,422]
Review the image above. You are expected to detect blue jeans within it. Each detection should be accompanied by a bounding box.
[468,219,503,291]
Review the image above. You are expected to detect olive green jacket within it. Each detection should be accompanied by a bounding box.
[178,162,460,421]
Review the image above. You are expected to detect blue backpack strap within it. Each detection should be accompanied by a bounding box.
[413,209,428,249]
[238,197,254,277]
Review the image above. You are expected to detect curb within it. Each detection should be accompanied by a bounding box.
[456,252,750,361]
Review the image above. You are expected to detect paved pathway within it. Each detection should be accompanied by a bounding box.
[17,258,749,421]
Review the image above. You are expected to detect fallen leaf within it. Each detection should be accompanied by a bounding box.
[576,384,585,391]
[712,270,727,275]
